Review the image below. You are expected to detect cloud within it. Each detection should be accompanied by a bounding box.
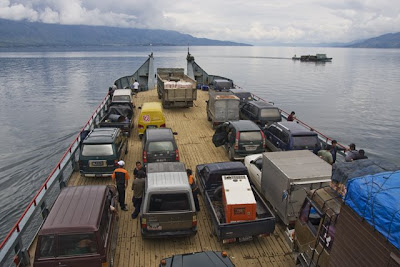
[0,0,399,44]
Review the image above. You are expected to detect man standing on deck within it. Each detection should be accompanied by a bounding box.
[131,79,140,97]
[131,170,146,219]
[112,161,130,211]
[133,161,146,178]
[187,169,200,212]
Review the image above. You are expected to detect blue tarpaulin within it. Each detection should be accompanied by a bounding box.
[345,170,400,250]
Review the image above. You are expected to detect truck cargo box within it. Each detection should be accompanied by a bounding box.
[222,175,256,223]
[261,150,332,225]
[157,68,197,108]
[207,90,240,128]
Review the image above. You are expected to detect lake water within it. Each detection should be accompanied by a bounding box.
[0,46,399,240]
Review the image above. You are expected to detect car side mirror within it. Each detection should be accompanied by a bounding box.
[173,132,178,135]
[138,106,142,110]
[250,160,254,164]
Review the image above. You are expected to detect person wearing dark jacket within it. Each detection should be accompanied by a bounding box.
[287,111,296,121]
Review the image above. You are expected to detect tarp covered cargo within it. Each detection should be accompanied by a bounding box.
[107,104,133,119]
[345,170,400,250]
[331,159,398,184]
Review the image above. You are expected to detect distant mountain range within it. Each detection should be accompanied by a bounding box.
[0,19,250,47]
[345,32,400,48]
[0,19,399,48]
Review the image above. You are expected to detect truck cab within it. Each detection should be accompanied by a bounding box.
[295,187,342,267]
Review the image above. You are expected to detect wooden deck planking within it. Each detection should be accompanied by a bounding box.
[27,89,295,266]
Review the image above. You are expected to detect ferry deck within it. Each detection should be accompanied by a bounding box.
[28,88,295,266]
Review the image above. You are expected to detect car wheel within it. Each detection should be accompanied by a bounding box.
[207,113,211,121]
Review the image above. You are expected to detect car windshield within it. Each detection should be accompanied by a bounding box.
[148,141,174,152]
[292,135,319,149]
[58,233,97,256]
[260,108,281,118]
[113,95,131,102]
[240,131,262,141]
[38,235,56,258]
[82,144,114,156]
[149,193,190,212]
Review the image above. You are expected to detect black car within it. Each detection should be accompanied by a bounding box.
[263,121,320,151]
[142,128,179,164]
[160,251,235,267]
[239,101,282,127]
[212,120,265,160]
[79,128,128,177]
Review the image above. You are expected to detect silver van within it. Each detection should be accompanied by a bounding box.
[206,90,240,128]
[140,165,197,238]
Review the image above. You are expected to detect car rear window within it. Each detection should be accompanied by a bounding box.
[292,135,319,149]
[112,95,131,102]
[58,233,98,256]
[260,108,281,118]
[82,144,114,156]
[240,131,262,142]
[149,193,190,212]
[148,141,174,152]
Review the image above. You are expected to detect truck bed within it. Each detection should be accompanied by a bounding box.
[29,89,295,267]
[204,185,275,241]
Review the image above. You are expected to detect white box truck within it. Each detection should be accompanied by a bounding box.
[261,150,332,225]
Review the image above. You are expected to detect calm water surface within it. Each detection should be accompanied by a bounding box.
[0,46,399,240]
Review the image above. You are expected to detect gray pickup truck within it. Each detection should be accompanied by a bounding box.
[196,161,275,243]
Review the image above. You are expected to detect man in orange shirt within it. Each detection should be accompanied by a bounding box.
[186,169,200,212]
[112,160,130,211]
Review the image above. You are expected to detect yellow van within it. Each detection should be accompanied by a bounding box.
[138,102,166,137]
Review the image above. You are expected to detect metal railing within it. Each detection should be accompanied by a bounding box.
[0,94,110,267]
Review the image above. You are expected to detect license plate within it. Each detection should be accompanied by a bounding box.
[156,158,167,162]
[147,224,162,231]
[245,146,257,151]
[239,235,253,242]
[147,125,157,129]
[89,160,106,167]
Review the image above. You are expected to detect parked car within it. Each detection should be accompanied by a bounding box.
[79,128,128,177]
[111,89,133,105]
[244,153,263,193]
[33,185,118,267]
[263,121,320,152]
[159,251,235,267]
[140,163,197,238]
[230,90,254,104]
[212,79,233,91]
[137,102,166,138]
[98,104,134,136]
[212,120,265,160]
[142,128,179,165]
[196,161,275,243]
[206,90,240,128]
[239,101,282,127]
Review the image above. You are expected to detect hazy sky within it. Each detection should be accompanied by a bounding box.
[1,0,399,44]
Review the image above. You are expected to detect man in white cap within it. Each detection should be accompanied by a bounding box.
[112,160,130,211]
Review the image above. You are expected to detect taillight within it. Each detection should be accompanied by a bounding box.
[138,124,144,129]
[160,123,166,128]
[234,131,240,150]
[141,218,147,229]
[260,130,266,148]
[175,149,179,161]
[192,215,197,227]
[114,160,119,166]
[143,151,147,163]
